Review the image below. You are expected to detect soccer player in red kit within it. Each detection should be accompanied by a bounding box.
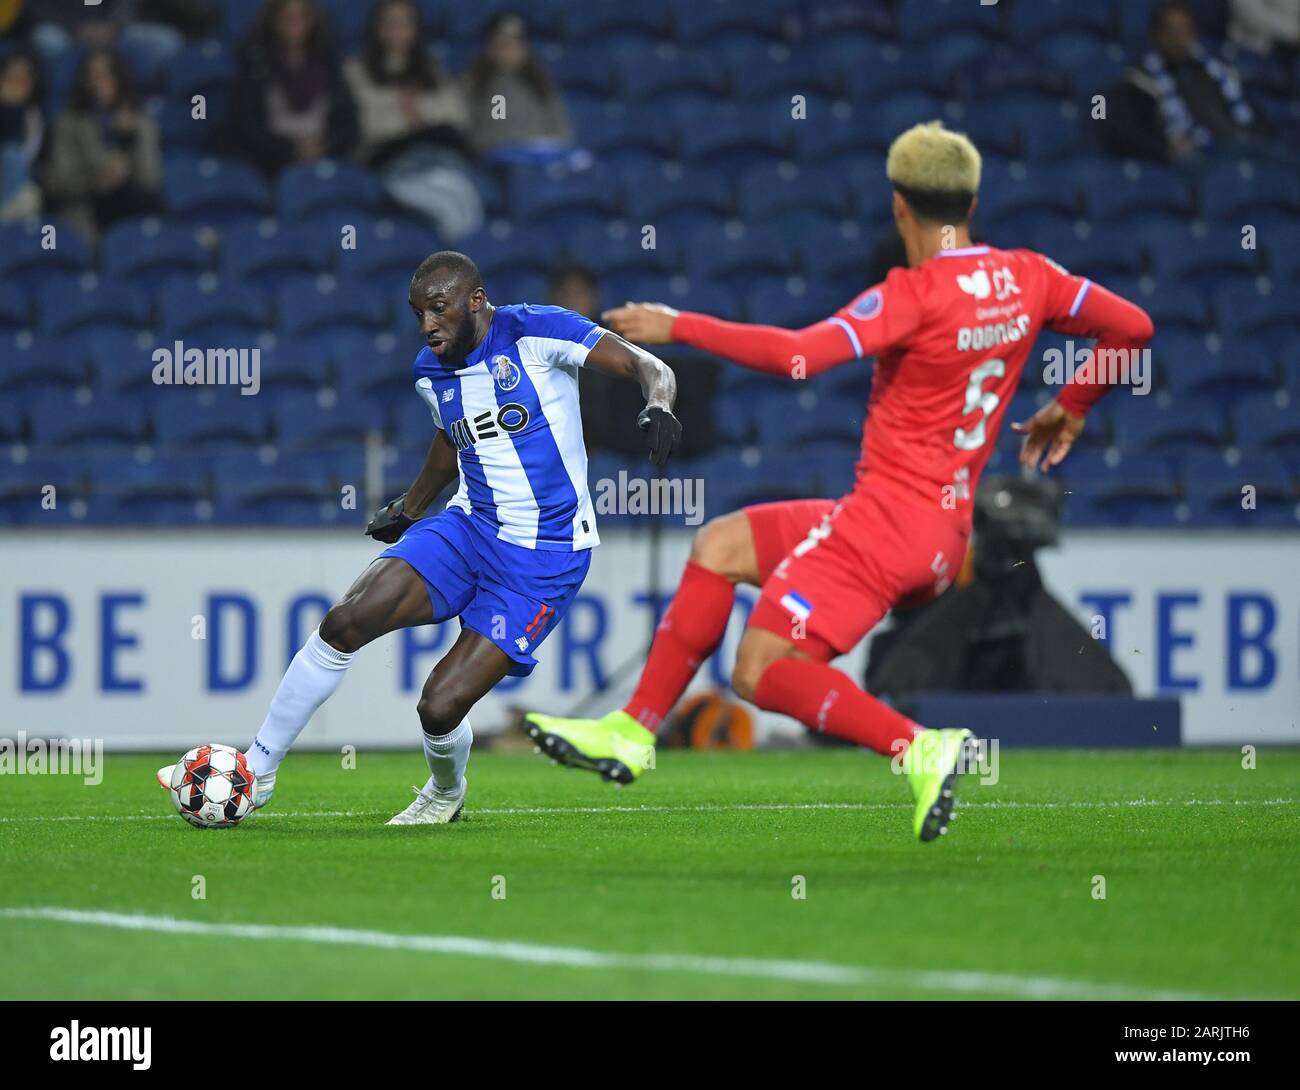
[524,122,1154,841]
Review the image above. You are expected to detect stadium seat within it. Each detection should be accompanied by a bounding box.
[165,156,273,223]
[157,279,271,339]
[220,219,338,290]
[101,217,212,290]
[0,286,29,332]
[1199,158,1300,224]
[28,393,148,450]
[271,393,378,452]
[1086,162,1192,224]
[978,160,1081,228]
[1004,0,1116,40]
[1,335,91,396]
[508,165,623,227]
[1144,223,1266,288]
[1213,283,1295,347]
[564,221,680,279]
[0,219,93,292]
[0,453,93,524]
[150,390,273,450]
[1180,452,1297,527]
[737,163,851,225]
[37,280,152,338]
[1232,393,1300,453]
[1110,394,1229,455]
[896,0,1002,41]
[1139,285,1210,335]
[276,282,388,339]
[277,161,386,222]
[686,228,795,291]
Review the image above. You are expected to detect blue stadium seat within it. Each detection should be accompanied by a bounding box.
[220,219,337,290]
[165,156,273,223]
[102,217,212,290]
[271,392,377,451]
[277,282,388,338]
[1110,394,1229,455]
[737,164,851,225]
[152,95,222,150]
[978,160,1080,228]
[509,166,623,226]
[730,43,841,101]
[1144,223,1266,288]
[28,393,148,449]
[0,453,92,524]
[38,280,151,338]
[277,161,386,222]
[94,453,215,522]
[1086,162,1192,224]
[623,167,734,225]
[564,221,680,278]
[744,284,833,330]
[1199,158,1300,224]
[897,0,1002,41]
[1233,394,1300,453]
[677,104,792,168]
[687,227,795,289]
[1213,283,1295,347]
[1006,0,1115,40]
[1033,222,1146,281]
[1181,452,1297,527]
[456,224,568,280]
[1153,333,1280,401]
[150,390,273,450]
[1,335,90,396]
[1036,32,1126,90]
[165,37,235,99]
[0,219,93,291]
[0,287,29,332]
[620,49,729,103]
[88,330,167,397]
[1140,285,1210,335]
[670,0,782,44]
[157,279,271,338]
[1058,450,1182,526]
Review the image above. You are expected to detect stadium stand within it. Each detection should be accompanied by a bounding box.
[2,0,1297,528]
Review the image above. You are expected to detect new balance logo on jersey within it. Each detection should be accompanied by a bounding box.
[441,388,454,402]
[447,403,530,451]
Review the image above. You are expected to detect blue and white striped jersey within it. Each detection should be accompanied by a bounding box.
[412,303,605,552]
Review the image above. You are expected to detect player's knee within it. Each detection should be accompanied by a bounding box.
[417,688,473,736]
[689,514,749,582]
[319,602,371,655]
[730,652,765,703]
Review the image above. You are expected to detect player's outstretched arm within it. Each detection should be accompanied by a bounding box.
[584,329,682,466]
[364,430,458,542]
[601,302,860,379]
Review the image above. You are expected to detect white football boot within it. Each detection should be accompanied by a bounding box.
[386,777,466,825]
[155,763,276,809]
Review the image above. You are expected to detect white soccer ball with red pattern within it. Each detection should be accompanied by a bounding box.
[168,744,255,828]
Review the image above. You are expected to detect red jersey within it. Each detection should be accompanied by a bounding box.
[672,244,1154,531]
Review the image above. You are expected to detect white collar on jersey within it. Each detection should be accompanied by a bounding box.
[935,246,991,257]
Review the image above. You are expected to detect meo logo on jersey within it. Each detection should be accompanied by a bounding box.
[447,403,530,451]
[851,289,883,320]
[492,354,521,390]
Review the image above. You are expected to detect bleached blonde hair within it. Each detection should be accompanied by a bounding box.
[886,121,982,197]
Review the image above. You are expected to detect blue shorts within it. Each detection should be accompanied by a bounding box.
[379,507,592,677]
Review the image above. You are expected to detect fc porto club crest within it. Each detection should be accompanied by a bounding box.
[491,354,521,391]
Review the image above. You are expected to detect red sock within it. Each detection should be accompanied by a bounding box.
[624,560,735,733]
[753,657,920,757]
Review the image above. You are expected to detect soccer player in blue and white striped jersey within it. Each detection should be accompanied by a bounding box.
[159,251,681,826]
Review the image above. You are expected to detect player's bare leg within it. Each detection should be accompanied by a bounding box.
[157,558,435,810]
[735,624,974,843]
[388,628,514,825]
[522,511,760,783]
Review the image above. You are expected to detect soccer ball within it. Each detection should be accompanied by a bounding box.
[167,744,255,828]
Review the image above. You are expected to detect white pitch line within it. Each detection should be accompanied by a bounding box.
[0,797,1294,824]
[0,906,1230,1000]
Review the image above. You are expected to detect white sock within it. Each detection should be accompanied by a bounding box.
[422,718,472,792]
[246,628,355,776]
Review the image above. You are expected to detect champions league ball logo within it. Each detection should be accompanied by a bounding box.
[492,354,521,391]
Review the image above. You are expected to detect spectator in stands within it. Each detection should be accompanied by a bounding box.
[1111,1,1265,163]
[547,262,600,320]
[43,48,161,242]
[1229,0,1300,82]
[344,0,482,239]
[28,0,193,76]
[228,0,358,176]
[0,50,46,223]
[464,12,575,162]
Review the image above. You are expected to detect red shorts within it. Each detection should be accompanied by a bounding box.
[743,481,969,660]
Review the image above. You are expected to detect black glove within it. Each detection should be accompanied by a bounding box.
[637,406,681,467]
[365,492,417,543]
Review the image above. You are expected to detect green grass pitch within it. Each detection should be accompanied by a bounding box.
[1,748,1296,1000]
